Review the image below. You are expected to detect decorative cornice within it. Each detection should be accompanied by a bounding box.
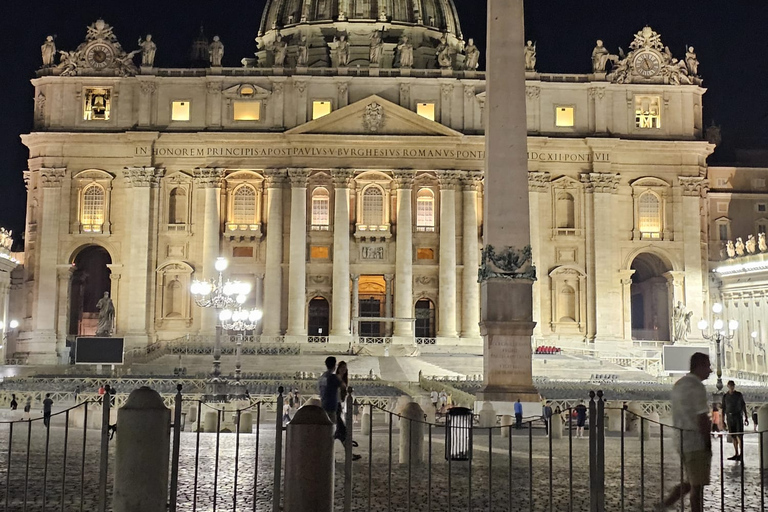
[528,171,551,192]
[287,168,309,187]
[678,176,708,197]
[583,172,621,194]
[331,168,354,188]
[40,168,66,188]
[263,169,287,188]
[393,170,415,188]
[461,172,483,192]
[123,166,164,187]
[193,168,225,188]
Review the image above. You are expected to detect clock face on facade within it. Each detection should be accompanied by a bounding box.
[633,51,661,78]
[85,43,115,70]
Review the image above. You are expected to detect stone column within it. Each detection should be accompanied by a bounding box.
[527,172,550,339]
[618,271,635,340]
[331,169,353,338]
[351,275,359,337]
[55,265,74,361]
[477,0,538,404]
[255,274,265,335]
[193,168,224,335]
[438,172,459,338]
[581,176,597,341]
[262,170,286,337]
[123,167,163,348]
[384,274,394,336]
[679,177,708,336]
[287,169,308,337]
[32,168,66,364]
[461,174,482,338]
[393,171,414,339]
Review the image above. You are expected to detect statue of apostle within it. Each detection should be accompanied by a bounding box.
[138,35,157,67]
[272,32,288,67]
[435,36,452,69]
[41,36,57,67]
[369,30,384,66]
[95,292,115,337]
[524,40,537,71]
[464,38,480,70]
[297,34,309,67]
[209,36,224,67]
[396,35,413,69]
[334,35,350,67]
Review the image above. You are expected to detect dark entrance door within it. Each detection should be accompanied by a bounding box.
[415,299,436,338]
[69,246,112,336]
[308,297,330,336]
[359,298,382,337]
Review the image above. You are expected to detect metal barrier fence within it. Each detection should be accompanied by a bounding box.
[2,386,766,511]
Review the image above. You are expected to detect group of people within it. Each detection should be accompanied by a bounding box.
[318,356,361,460]
[7,393,54,426]
[429,389,451,416]
[710,380,753,461]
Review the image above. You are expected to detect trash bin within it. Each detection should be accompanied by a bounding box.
[445,407,473,461]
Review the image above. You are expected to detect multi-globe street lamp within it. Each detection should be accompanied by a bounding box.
[219,302,262,398]
[190,257,252,401]
[697,302,737,392]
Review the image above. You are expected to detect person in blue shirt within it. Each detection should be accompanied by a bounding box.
[514,399,523,429]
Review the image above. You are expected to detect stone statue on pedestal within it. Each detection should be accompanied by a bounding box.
[591,40,619,72]
[464,38,480,70]
[334,35,350,67]
[96,292,115,337]
[297,35,309,67]
[524,40,536,71]
[726,240,736,258]
[685,46,699,76]
[435,36,452,69]
[746,234,757,254]
[41,36,57,67]
[396,35,413,69]
[272,32,288,67]
[760,232,768,252]
[672,301,693,344]
[735,237,746,256]
[58,50,79,76]
[138,35,156,67]
[209,36,224,66]
[369,30,384,66]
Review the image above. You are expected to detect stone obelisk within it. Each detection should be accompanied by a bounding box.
[477,0,539,406]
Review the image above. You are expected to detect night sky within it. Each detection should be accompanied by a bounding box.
[1,1,767,241]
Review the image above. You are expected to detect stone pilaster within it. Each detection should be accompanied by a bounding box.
[31,168,66,364]
[527,172,550,339]
[393,170,414,339]
[679,176,709,334]
[384,274,394,336]
[581,175,597,341]
[254,274,265,334]
[262,169,286,336]
[438,172,460,338]
[55,264,74,361]
[351,274,360,336]
[477,0,539,406]
[286,168,308,337]
[193,168,224,334]
[331,169,353,337]
[461,173,482,338]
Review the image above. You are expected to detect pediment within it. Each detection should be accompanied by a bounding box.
[286,95,463,137]
[550,176,582,189]
[223,84,272,98]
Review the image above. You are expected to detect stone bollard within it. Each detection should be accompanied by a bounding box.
[284,405,334,512]
[113,387,171,512]
[550,415,563,439]
[203,411,218,432]
[399,402,425,464]
[361,408,372,436]
[478,402,496,428]
[304,397,322,408]
[187,405,197,424]
[500,415,513,438]
[647,412,660,436]
[627,403,643,433]
[240,412,253,433]
[607,409,623,432]
[638,416,651,441]
[759,405,768,470]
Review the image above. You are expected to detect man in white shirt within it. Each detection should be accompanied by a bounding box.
[656,352,712,512]
[430,390,439,410]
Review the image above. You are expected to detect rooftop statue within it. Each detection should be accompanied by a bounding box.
[760,232,768,253]
[209,36,224,66]
[334,35,350,67]
[524,40,536,71]
[138,35,156,67]
[591,40,619,73]
[726,240,736,259]
[436,36,452,69]
[685,46,699,76]
[735,237,745,256]
[746,234,757,254]
[369,30,384,67]
[396,35,413,69]
[297,34,309,67]
[58,50,80,76]
[41,36,57,68]
[272,32,288,67]
[464,38,480,70]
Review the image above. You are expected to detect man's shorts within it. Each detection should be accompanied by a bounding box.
[682,450,711,486]
[727,414,744,434]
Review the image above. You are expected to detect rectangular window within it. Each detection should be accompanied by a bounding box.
[555,106,574,127]
[635,95,661,129]
[758,204,767,213]
[718,224,729,241]
[717,203,728,214]
[417,248,435,260]
[171,101,190,121]
[234,101,261,121]
[83,88,111,121]
[758,224,767,235]
[312,101,332,120]
[416,103,435,121]
[310,246,330,259]
[232,247,254,258]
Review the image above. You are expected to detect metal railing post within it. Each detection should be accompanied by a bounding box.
[588,391,597,512]
[273,387,284,512]
[169,385,183,512]
[344,392,354,512]
[596,391,605,512]
[98,385,112,512]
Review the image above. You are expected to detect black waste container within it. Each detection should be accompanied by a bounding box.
[445,407,473,461]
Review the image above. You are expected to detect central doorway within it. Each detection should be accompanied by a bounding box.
[630,252,672,341]
[308,297,330,336]
[358,275,386,337]
[69,245,112,336]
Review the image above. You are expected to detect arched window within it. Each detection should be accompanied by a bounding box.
[556,192,575,230]
[81,184,105,232]
[168,187,187,225]
[416,188,435,232]
[558,285,577,322]
[362,186,384,227]
[232,185,257,226]
[638,192,662,239]
[311,187,330,230]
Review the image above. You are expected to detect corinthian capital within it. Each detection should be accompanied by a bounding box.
[193,168,225,188]
[393,170,415,188]
[263,169,287,188]
[287,168,309,187]
[123,166,164,187]
[332,168,354,188]
[528,171,551,192]
[461,171,483,191]
[678,176,708,197]
[438,171,462,190]
[582,172,620,194]
[40,168,66,188]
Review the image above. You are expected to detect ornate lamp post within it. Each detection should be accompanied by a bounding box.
[697,302,737,392]
[190,257,251,401]
[219,302,262,399]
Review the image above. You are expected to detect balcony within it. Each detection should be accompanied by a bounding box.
[226,223,263,240]
[354,223,391,241]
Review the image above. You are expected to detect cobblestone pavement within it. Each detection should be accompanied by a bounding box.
[0,416,765,511]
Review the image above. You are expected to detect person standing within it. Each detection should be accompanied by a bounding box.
[23,398,31,421]
[575,400,588,439]
[543,401,553,436]
[318,356,340,425]
[722,380,749,461]
[282,401,291,426]
[9,394,18,411]
[43,393,54,428]
[430,389,439,410]
[514,399,523,429]
[439,390,447,414]
[753,408,759,432]
[656,352,712,512]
